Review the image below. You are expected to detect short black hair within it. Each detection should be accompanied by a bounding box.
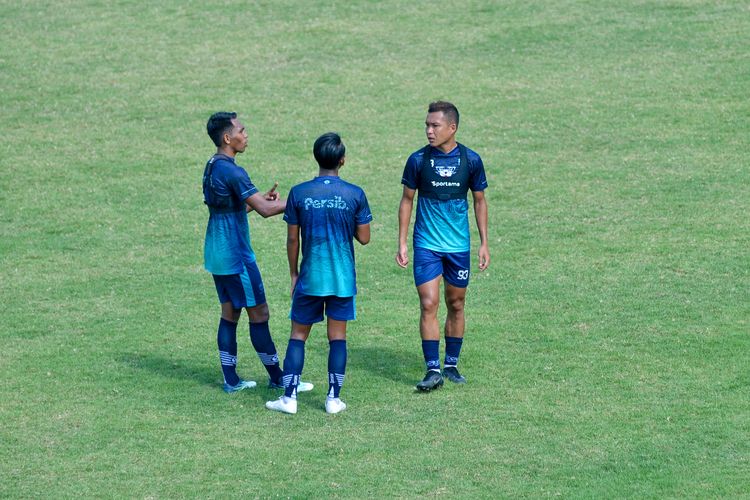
[313,132,346,170]
[428,101,459,128]
[207,112,237,147]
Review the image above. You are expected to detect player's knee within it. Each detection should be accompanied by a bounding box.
[419,296,440,314]
[446,296,465,314]
[247,303,270,323]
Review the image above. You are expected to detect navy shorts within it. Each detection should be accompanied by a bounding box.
[290,288,356,325]
[212,261,266,309]
[413,247,470,288]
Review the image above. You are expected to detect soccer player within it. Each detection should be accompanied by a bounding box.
[396,101,490,391]
[266,132,372,414]
[203,111,313,394]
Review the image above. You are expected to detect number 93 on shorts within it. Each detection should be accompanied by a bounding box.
[413,247,470,288]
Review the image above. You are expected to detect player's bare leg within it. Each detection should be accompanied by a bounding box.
[416,276,444,391]
[443,283,467,384]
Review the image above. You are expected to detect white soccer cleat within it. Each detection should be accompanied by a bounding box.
[269,379,314,392]
[325,398,347,414]
[297,381,314,392]
[265,396,297,414]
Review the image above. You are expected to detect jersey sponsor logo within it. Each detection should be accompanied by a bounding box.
[431,180,461,187]
[304,196,347,210]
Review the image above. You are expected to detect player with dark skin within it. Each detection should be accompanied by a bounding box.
[203,112,314,394]
[215,116,284,327]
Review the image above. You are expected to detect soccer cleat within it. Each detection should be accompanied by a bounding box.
[325,398,347,414]
[265,396,297,414]
[442,366,467,384]
[416,370,444,391]
[268,379,314,392]
[222,379,257,393]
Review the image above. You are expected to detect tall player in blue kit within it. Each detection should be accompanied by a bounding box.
[202,112,313,394]
[266,132,372,414]
[396,101,490,391]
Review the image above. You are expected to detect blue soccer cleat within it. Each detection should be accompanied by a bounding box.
[222,379,257,393]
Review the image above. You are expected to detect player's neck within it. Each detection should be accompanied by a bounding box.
[434,138,458,154]
[216,146,238,159]
[318,168,340,177]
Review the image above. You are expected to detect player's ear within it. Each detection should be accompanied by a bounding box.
[339,156,346,167]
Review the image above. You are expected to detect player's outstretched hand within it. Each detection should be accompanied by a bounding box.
[395,244,409,268]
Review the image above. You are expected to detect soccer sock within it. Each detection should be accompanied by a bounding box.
[217,318,240,386]
[282,339,305,399]
[444,336,464,368]
[421,340,441,372]
[249,320,284,383]
[327,340,347,399]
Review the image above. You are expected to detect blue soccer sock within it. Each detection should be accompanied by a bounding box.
[249,321,284,383]
[421,340,441,372]
[282,339,306,399]
[327,340,347,399]
[217,318,240,386]
[444,336,464,368]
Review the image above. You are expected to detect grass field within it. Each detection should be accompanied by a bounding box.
[1,0,749,497]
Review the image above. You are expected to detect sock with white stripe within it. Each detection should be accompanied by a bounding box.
[444,336,463,368]
[422,340,441,372]
[217,318,240,386]
[282,339,305,399]
[249,320,283,383]
[327,339,347,399]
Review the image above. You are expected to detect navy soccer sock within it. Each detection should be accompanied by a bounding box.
[327,340,347,399]
[282,339,305,399]
[249,321,284,383]
[217,318,240,386]
[421,340,441,372]
[444,336,464,368]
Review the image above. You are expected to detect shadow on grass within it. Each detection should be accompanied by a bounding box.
[116,352,283,403]
[117,343,421,399]
[348,344,421,387]
[117,352,218,388]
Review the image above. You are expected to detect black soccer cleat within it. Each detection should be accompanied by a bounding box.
[416,370,444,391]
[442,366,467,384]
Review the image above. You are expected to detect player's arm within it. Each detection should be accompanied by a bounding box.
[287,223,300,294]
[355,223,370,245]
[245,185,285,218]
[472,189,490,270]
[245,182,279,213]
[396,186,416,268]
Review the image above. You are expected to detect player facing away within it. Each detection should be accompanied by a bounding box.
[396,101,490,391]
[202,111,313,394]
[266,132,372,414]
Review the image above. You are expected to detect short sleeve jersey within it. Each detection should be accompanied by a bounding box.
[202,154,259,275]
[401,145,487,252]
[284,176,372,297]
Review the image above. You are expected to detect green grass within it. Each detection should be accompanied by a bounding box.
[1,0,748,497]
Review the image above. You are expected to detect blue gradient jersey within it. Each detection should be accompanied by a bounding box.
[202,154,259,275]
[284,176,372,297]
[401,145,488,252]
